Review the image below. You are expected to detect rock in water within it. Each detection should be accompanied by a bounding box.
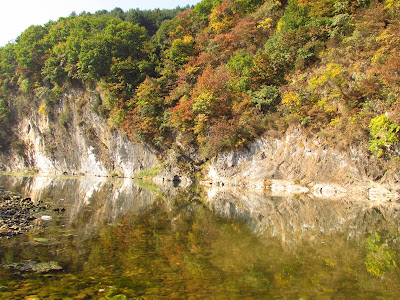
[3,260,63,273]
[0,192,41,239]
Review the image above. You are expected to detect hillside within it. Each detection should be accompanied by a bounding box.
[0,0,400,182]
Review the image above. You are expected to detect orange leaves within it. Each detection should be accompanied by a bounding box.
[170,95,195,131]
[195,65,229,93]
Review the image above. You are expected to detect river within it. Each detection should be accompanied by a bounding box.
[0,174,399,299]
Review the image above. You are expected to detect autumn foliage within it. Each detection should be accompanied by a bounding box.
[1,0,400,161]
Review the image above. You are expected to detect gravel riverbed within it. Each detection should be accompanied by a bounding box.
[0,187,44,238]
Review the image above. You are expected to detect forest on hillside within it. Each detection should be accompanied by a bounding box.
[0,0,399,163]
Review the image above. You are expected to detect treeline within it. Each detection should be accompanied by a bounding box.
[0,0,400,162]
[0,6,187,149]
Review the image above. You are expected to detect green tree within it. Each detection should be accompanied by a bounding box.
[14,25,49,81]
[168,36,196,65]
[0,98,9,124]
[365,232,397,278]
[249,85,281,113]
[227,49,254,91]
[0,43,17,87]
[77,36,111,82]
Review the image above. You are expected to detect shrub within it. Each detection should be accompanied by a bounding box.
[368,114,400,157]
[249,85,281,113]
[59,109,71,128]
[38,104,49,115]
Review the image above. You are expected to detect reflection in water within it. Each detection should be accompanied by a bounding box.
[0,175,157,238]
[0,175,399,299]
[205,186,400,248]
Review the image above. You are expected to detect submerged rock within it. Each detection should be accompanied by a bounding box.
[3,260,63,273]
[0,192,44,238]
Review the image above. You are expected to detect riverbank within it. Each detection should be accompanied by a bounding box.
[0,188,43,238]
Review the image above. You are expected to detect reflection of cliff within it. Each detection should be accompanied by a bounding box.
[203,187,400,250]
[0,175,160,238]
[2,174,400,251]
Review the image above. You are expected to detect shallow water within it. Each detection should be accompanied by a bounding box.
[0,175,400,299]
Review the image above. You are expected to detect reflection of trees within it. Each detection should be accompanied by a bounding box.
[1,176,400,298]
[79,197,400,299]
[365,232,397,278]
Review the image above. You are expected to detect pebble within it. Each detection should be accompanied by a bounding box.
[0,192,44,239]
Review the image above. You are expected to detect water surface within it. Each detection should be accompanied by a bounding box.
[0,175,399,299]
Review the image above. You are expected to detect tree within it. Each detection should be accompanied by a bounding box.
[14,25,49,80]
[168,36,196,65]
[77,36,111,82]
[227,49,254,91]
[249,85,281,113]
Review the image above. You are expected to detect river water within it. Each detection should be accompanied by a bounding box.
[0,174,400,299]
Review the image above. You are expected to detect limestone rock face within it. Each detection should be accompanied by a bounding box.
[0,89,159,177]
[204,128,368,188]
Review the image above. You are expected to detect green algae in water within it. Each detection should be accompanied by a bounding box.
[33,237,49,243]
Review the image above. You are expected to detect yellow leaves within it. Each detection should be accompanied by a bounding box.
[194,113,208,145]
[317,97,337,113]
[282,91,302,111]
[282,91,301,106]
[371,46,390,65]
[194,113,208,135]
[297,0,336,17]
[107,108,126,127]
[192,92,216,115]
[210,17,234,34]
[276,19,283,33]
[307,63,346,114]
[38,104,49,115]
[169,25,185,39]
[310,63,344,88]
[186,66,200,75]
[209,1,234,34]
[376,30,396,45]
[234,137,246,148]
[328,117,341,128]
[384,0,400,11]
[169,35,195,64]
[257,18,273,29]
[182,35,195,44]
[372,30,397,65]
[326,62,343,78]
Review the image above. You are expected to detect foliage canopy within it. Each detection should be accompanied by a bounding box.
[1,0,400,160]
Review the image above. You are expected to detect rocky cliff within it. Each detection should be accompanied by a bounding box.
[2,89,400,197]
[201,127,400,200]
[0,89,159,177]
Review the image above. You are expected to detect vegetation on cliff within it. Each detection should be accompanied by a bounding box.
[0,0,399,166]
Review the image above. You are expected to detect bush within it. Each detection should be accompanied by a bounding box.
[249,85,281,113]
[59,109,71,128]
[368,114,400,157]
